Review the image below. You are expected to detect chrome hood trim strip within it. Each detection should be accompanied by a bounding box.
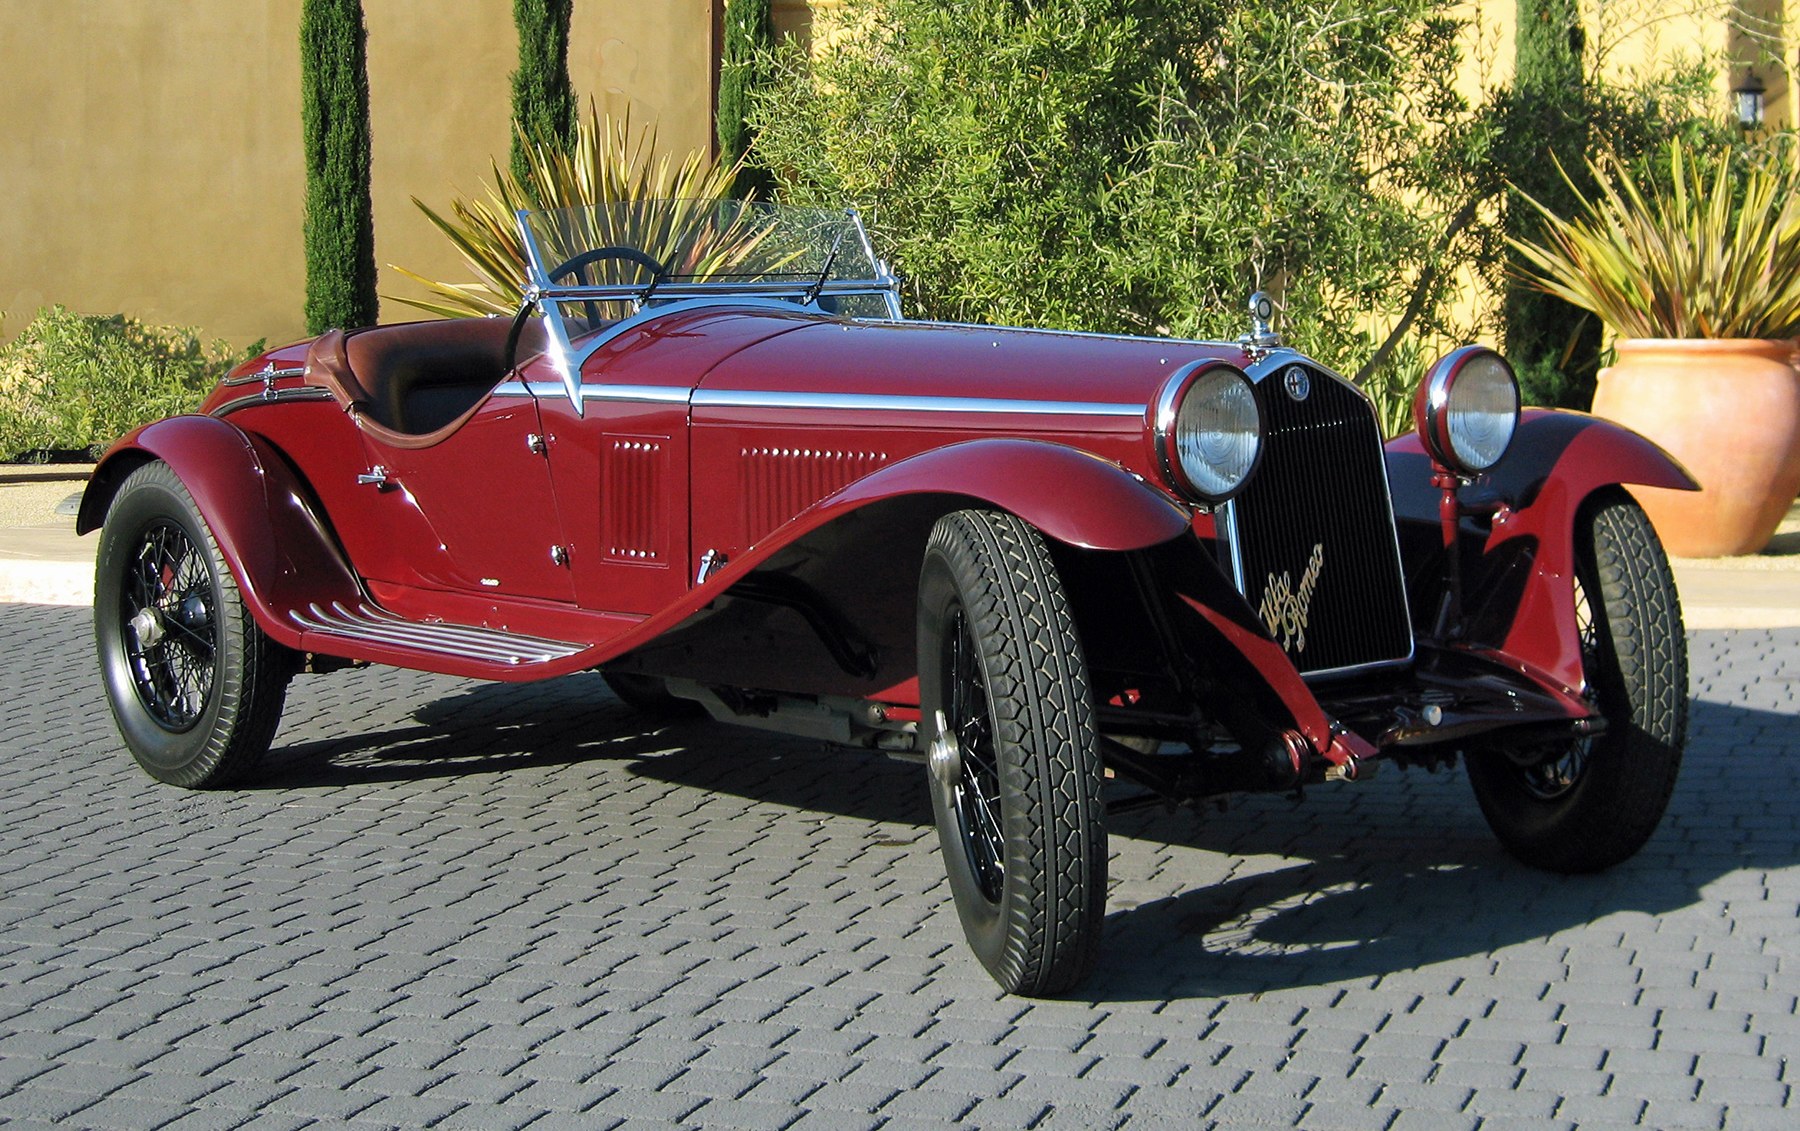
[691,390,1144,417]
[494,381,690,405]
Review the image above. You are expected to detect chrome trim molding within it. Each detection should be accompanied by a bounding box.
[491,381,563,399]
[291,601,586,666]
[1216,499,1247,594]
[222,364,306,387]
[493,380,690,405]
[209,386,336,418]
[691,389,1144,417]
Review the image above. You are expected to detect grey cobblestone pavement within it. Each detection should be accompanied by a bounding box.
[0,603,1795,1129]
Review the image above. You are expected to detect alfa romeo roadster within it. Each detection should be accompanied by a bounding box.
[82,202,1692,995]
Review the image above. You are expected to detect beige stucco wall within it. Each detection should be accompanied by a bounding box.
[376,1,720,318]
[1455,2,1792,128]
[0,2,307,346]
[1,1,1787,353]
[1,1,718,349]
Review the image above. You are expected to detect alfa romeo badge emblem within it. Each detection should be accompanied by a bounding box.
[1258,543,1325,653]
[1283,365,1311,402]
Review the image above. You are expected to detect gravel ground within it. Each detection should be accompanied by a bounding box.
[0,481,82,528]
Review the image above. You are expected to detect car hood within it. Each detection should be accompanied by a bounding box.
[694,316,1253,423]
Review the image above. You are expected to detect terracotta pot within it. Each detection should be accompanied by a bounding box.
[1591,338,1800,557]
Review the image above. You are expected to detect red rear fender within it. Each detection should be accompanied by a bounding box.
[80,416,363,648]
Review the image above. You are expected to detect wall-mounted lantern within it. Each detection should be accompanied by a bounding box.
[1734,72,1767,129]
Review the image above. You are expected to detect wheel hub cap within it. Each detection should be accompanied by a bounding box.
[130,607,165,648]
[928,709,963,788]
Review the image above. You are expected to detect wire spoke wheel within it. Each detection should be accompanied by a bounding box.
[945,605,1005,902]
[95,461,292,788]
[919,509,1106,996]
[1517,569,1600,800]
[121,519,218,730]
[1466,490,1687,873]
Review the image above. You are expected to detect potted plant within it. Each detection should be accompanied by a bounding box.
[1510,142,1800,557]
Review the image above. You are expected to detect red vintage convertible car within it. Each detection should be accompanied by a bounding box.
[82,203,1691,995]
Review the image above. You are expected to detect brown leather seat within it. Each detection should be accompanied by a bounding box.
[302,318,548,445]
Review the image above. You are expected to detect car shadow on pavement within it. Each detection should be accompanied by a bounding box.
[253,671,941,828]
[253,676,1790,1005]
[1074,693,1792,1003]
[255,672,706,788]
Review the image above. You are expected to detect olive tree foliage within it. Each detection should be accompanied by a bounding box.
[750,0,1728,429]
[750,0,1488,431]
[300,0,377,334]
[510,0,578,190]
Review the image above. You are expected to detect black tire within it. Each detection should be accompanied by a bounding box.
[1466,490,1687,872]
[918,510,1106,996]
[602,672,704,718]
[94,461,292,787]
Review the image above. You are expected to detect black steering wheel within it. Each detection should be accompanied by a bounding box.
[545,246,669,328]
[548,246,668,287]
[506,246,672,375]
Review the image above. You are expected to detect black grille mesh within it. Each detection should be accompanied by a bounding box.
[1229,365,1413,675]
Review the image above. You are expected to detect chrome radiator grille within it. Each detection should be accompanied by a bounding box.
[1226,364,1413,676]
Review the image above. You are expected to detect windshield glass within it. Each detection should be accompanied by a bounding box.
[515,201,900,413]
[517,200,897,319]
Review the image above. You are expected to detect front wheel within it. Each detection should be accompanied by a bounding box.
[1466,490,1687,872]
[918,510,1106,996]
[94,461,292,787]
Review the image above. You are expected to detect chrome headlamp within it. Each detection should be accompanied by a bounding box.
[1414,346,1520,477]
[1153,362,1263,502]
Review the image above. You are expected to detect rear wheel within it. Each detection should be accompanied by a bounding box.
[94,462,292,787]
[1466,490,1687,872]
[918,510,1106,996]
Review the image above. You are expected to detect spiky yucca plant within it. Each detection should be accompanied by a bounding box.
[1510,144,1800,341]
[390,104,751,319]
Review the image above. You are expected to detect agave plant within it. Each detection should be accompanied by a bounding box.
[1509,142,1800,341]
[389,104,759,319]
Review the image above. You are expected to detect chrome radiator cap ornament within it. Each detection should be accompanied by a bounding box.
[1242,291,1282,351]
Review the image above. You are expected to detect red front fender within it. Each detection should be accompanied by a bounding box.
[80,416,363,649]
[818,438,1194,552]
[1388,409,1697,691]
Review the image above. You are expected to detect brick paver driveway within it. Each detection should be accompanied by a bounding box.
[1,603,1795,1129]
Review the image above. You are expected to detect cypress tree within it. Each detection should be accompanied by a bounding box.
[510,0,578,189]
[717,0,774,197]
[1503,0,1599,408]
[300,0,378,333]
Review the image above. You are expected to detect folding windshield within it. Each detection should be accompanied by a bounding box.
[519,201,897,313]
[515,201,901,411]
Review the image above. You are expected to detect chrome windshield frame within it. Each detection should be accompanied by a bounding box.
[512,205,903,415]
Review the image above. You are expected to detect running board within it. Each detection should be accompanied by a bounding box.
[290,600,588,667]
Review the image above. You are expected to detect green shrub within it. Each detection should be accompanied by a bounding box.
[0,307,258,461]
[301,0,378,333]
[751,0,1731,430]
[717,0,775,197]
[511,0,577,189]
[751,0,1488,432]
